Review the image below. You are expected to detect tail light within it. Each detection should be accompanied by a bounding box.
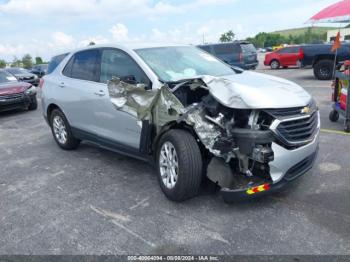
[39,78,44,89]
[299,47,304,59]
[239,52,243,63]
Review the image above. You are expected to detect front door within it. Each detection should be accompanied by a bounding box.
[94,48,152,149]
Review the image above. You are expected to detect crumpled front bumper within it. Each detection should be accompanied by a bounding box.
[219,129,320,203]
[221,148,318,202]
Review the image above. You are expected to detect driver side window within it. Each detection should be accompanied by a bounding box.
[99,49,151,88]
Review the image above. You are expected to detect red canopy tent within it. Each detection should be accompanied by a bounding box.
[308,0,350,23]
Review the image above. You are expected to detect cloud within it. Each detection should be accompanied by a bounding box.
[51,31,74,46]
[110,23,129,41]
[0,0,233,19]
[79,36,109,47]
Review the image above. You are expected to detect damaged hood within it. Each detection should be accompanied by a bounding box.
[202,72,311,109]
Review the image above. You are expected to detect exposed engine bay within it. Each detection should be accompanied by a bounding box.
[107,76,279,190]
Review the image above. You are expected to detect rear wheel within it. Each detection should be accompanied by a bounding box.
[329,110,339,122]
[270,60,280,70]
[314,59,334,80]
[156,129,203,202]
[50,109,80,150]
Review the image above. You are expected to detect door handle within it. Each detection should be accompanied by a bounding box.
[59,82,65,88]
[94,90,105,97]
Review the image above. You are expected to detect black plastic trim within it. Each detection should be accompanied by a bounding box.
[71,127,152,162]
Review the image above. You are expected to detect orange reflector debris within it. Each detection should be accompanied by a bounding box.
[246,183,270,195]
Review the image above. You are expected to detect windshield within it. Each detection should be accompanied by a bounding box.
[0,71,18,84]
[135,46,235,82]
[6,68,29,74]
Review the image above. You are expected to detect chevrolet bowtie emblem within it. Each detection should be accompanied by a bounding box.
[301,106,311,114]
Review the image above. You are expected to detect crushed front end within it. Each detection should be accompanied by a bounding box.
[107,75,320,202]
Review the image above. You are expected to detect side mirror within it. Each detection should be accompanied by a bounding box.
[120,75,137,85]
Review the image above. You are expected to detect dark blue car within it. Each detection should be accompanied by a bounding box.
[198,41,258,70]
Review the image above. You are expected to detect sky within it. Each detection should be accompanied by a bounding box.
[0,0,343,61]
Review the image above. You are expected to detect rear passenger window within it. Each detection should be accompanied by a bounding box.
[63,49,100,81]
[213,44,239,55]
[99,49,150,85]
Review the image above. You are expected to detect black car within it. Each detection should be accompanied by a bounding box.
[5,67,39,86]
[197,41,259,70]
[30,64,48,78]
[0,70,37,112]
[300,43,350,80]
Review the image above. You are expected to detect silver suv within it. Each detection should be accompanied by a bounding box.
[41,44,320,202]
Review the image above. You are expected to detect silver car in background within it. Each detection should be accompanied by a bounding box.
[41,44,319,202]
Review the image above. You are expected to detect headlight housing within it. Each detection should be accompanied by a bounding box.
[25,86,37,95]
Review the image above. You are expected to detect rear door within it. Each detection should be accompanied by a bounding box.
[59,49,103,135]
[277,47,300,66]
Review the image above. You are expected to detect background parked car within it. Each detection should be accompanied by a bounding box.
[300,43,350,80]
[4,67,39,86]
[0,69,37,112]
[197,41,259,70]
[30,64,48,78]
[264,46,304,69]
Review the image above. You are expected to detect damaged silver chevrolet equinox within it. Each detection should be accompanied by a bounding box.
[42,44,320,202]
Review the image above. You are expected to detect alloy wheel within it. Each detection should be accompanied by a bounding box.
[159,141,179,189]
[52,115,67,144]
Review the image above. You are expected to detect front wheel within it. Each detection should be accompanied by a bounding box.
[28,96,38,110]
[156,129,203,202]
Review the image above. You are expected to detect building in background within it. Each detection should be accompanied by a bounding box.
[327,28,350,42]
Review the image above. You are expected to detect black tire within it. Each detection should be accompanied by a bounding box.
[329,110,339,122]
[345,122,350,133]
[314,59,334,80]
[283,66,288,69]
[28,96,38,110]
[156,129,203,202]
[270,60,280,70]
[50,109,80,150]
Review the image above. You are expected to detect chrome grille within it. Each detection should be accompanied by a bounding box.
[265,107,304,118]
[269,110,319,148]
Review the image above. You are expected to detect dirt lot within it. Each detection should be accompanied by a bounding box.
[0,61,350,255]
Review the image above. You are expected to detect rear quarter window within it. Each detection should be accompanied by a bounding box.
[47,53,68,74]
[241,43,256,53]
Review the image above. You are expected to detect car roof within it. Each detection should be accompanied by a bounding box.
[59,43,192,56]
[199,41,251,47]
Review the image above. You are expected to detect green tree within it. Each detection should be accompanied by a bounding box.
[0,59,6,68]
[22,54,33,69]
[35,56,44,65]
[11,56,21,67]
[219,30,235,42]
